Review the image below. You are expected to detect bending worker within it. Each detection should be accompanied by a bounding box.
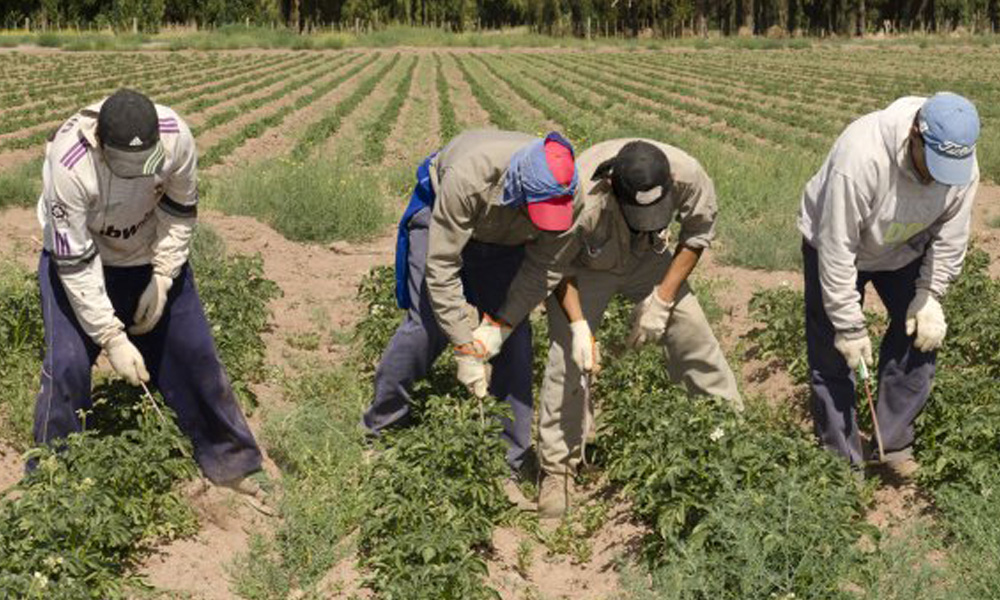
[34,89,263,489]
[475,139,742,517]
[363,130,578,474]
[799,93,980,469]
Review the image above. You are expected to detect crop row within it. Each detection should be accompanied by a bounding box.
[200,52,381,168]
[290,53,403,161]
[362,56,418,165]
[0,54,298,138]
[190,53,354,137]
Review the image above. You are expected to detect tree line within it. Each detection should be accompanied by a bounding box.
[2,0,998,37]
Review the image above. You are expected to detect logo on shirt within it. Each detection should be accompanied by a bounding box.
[100,210,154,240]
[50,202,68,222]
[884,222,928,246]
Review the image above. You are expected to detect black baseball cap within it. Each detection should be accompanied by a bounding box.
[97,89,165,178]
[591,141,672,232]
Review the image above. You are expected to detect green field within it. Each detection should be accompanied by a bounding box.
[0,40,998,599]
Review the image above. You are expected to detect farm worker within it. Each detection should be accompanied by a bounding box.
[33,89,263,491]
[799,93,980,468]
[362,130,578,474]
[476,139,742,518]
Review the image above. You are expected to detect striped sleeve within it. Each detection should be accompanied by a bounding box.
[152,113,198,278]
[42,141,124,347]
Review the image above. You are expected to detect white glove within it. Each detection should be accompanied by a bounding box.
[834,332,873,370]
[105,332,150,386]
[627,289,674,348]
[569,320,598,373]
[454,344,488,399]
[130,273,173,335]
[905,289,947,353]
[471,315,512,360]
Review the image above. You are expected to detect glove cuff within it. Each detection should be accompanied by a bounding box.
[103,330,129,351]
[651,288,674,309]
[835,327,867,341]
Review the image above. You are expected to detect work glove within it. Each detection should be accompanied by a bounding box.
[471,314,512,361]
[454,343,488,399]
[905,289,947,353]
[569,319,598,373]
[130,273,173,335]
[105,332,150,386]
[834,331,873,370]
[628,289,674,348]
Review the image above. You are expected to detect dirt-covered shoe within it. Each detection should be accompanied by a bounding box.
[882,446,919,479]
[537,472,572,520]
[503,477,534,511]
[219,474,275,516]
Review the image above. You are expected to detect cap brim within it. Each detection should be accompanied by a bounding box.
[104,141,164,179]
[527,195,573,232]
[924,146,974,186]
[620,201,670,232]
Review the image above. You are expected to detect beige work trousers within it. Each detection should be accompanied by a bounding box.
[538,252,742,476]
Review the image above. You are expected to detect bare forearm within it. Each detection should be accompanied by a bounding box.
[656,244,703,302]
[556,277,585,322]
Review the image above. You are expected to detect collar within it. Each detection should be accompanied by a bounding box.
[77,99,105,149]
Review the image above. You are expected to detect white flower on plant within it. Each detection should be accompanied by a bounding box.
[32,572,48,588]
[710,427,725,442]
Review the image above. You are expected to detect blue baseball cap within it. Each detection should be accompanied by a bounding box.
[918,93,980,186]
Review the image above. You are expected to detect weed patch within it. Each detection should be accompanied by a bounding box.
[207,155,389,243]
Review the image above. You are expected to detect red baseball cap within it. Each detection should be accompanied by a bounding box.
[526,137,576,232]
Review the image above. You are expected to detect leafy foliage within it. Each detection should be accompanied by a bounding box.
[746,286,809,384]
[358,394,511,600]
[594,296,870,598]
[0,258,45,447]
[191,226,281,412]
[939,248,1000,376]
[354,265,402,371]
[0,385,198,599]
[0,228,277,597]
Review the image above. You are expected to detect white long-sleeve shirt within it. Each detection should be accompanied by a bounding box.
[798,96,979,334]
[37,99,199,347]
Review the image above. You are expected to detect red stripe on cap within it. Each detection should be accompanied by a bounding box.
[544,139,575,187]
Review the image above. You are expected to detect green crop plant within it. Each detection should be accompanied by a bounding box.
[189,226,281,412]
[590,296,872,598]
[362,56,418,165]
[354,266,400,371]
[0,226,278,597]
[434,54,459,142]
[0,256,46,447]
[0,384,199,599]
[454,55,516,131]
[291,53,401,161]
[746,286,809,384]
[357,393,511,600]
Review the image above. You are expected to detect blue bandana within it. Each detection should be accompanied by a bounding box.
[502,132,578,207]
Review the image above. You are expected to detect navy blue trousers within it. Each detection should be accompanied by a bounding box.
[34,251,262,483]
[363,207,534,471]
[803,241,937,464]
